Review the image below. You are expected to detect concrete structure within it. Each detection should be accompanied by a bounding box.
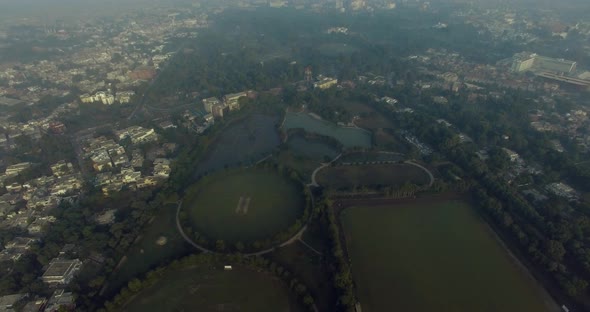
[511,53,577,74]
[50,161,75,177]
[115,126,158,145]
[0,97,24,107]
[44,290,74,312]
[41,258,82,285]
[21,298,47,312]
[5,162,32,177]
[0,293,28,311]
[115,91,135,104]
[314,76,338,89]
[223,92,248,111]
[202,97,221,113]
[546,182,578,201]
[80,91,115,105]
[212,104,225,118]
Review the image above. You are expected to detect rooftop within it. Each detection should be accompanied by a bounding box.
[42,259,81,278]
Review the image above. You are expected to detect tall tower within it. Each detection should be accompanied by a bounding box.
[305,66,313,85]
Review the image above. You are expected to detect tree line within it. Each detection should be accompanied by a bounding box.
[101,253,316,312]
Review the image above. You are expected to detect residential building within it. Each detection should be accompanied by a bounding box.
[202,97,221,113]
[153,158,171,178]
[41,258,82,285]
[314,76,338,89]
[21,298,47,312]
[546,182,578,201]
[44,290,75,312]
[95,209,116,225]
[0,293,28,311]
[115,91,135,104]
[212,104,225,118]
[50,161,75,178]
[223,92,248,111]
[115,126,158,145]
[5,162,32,177]
[0,237,37,262]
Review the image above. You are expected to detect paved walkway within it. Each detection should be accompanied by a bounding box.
[309,153,342,187]
[309,151,435,188]
[405,160,435,187]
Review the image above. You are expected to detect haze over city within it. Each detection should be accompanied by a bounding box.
[0,0,589,311]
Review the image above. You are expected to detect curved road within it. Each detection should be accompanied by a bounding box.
[310,153,435,188]
[175,193,313,257]
[309,153,342,187]
[175,200,214,253]
[405,160,435,187]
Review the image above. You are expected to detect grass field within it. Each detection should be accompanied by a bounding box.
[341,201,554,312]
[123,265,302,312]
[184,168,304,242]
[317,163,430,189]
[105,203,189,297]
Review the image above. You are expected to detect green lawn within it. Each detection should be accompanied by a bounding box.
[123,265,301,312]
[341,201,554,312]
[317,163,430,189]
[184,168,304,242]
[105,203,189,296]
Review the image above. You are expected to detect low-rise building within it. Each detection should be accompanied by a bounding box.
[130,150,144,168]
[137,176,159,188]
[223,92,248,111]
[115,91,135,104]
[153,158,171,178]
[44,289,75,312]
[0,293,28,311]
[50,161,75,177]
[21,297,47,312]
[5,162,31,177]
[95,209,116,225]
[0,237,36,262]
[314,76,338,89]
[546,182,578,201]
[432,96,449,105]
[115,126,158,145]
[41,258,83,286]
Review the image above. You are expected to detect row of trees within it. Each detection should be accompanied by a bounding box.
[391,108,590,308]
[102,253,316,312]
[320,199,357,312]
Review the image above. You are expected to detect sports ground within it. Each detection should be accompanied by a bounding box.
[317,163,431,189]
[184,168,304,243]
[123,265,301,312]
[340,200,554,312]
